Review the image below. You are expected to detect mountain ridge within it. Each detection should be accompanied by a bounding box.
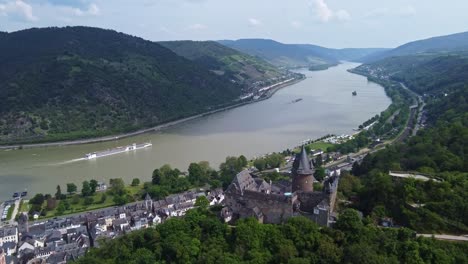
[0,26,242,143]
[361,31,468,62]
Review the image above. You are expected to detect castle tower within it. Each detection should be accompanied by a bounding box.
[292,146,315,192]
[144,193,152,211]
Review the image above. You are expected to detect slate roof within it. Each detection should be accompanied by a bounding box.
[292,146,314,175]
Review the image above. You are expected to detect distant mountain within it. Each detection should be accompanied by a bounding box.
[362,31,468,62]
[218,39,387,68]
[159,40,285,90]
[355,53,468,95]
[0,27,242,144]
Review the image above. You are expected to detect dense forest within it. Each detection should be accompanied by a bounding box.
[74,207,468,264]
[159,41,285,90]
[345,54,468,233]
[0,27,243,144]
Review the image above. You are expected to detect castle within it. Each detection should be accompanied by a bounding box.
[224,146,339,226]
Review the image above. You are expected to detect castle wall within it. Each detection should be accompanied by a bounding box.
[225,190,294,224]
[292,174,314,192]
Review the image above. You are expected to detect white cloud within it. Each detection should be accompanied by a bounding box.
[73,3,100,17]
[291,20,302,29]
[187,23,206,30]
[312,0,350,23]
[0,0,38,21]
[248,18,261,27]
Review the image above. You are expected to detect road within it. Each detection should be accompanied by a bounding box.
[417,234,468,242]
[9,198,21,225]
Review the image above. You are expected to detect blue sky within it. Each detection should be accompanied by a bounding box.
[0,0,467,48]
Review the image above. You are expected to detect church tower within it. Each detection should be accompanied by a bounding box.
[292,146,315,192]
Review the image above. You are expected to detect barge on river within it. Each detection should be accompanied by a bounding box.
[85,142,152,160]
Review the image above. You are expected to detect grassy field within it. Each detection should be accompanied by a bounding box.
[21,184,146,220]
[293,141,335,153]
[307,142,335,151]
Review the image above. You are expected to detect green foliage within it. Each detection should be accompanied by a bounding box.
[81,181,92,197]
[0,27,242,144]
[314,167,326,181]
[159,40,285,89]
[131,178,140,187]
[349,54,468,233]
[90,180,98,194]
[83,197,94,206]
[219,156,247,188]
[194,196,210,209]
[67,183,77,194]
[29,193,45,205]
[55,185,62,200]
[74,209,468,264]
[253,153,284,171]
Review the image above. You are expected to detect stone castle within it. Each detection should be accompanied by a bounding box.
[224,146,339,226]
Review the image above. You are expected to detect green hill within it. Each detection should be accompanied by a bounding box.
[362,31,468,62]
[159,40,285,91]
[219,39,387,68]
[0,27,242,144]
[351,53,468,233]
[355,52,468,95]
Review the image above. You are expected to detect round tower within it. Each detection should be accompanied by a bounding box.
[292,146,315,192]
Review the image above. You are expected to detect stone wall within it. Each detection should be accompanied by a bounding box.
[225,189,294,224]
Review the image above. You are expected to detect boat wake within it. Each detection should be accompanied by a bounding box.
[49,158,86,166]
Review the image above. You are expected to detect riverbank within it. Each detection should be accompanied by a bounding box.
[0,77,304,150]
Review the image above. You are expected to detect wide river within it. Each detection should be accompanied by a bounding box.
[0,62,390,201]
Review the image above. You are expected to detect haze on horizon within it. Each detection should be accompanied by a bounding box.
[0,0,467,48]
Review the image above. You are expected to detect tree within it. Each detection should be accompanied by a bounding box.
[100,194,107,204]
[67,183,77,194]
[131,178,140,186]
[84,197,94,206]
[56,202,65,215]
[55,185,62,200]
[188,163,205,186]
[29,194,45,205]
[152,169,162,185]
[195,196,210,209]
[81,181,92,197]
[314,167,326,181]
[238,155,248,168]
[90,179,98,194]
[109,178,126,196]
[315,154,323,167]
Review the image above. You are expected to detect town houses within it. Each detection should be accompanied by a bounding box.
[0,188,224,264]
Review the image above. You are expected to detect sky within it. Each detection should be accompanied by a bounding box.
[0,0,467,48]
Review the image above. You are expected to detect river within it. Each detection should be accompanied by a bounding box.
[0,62,391,201]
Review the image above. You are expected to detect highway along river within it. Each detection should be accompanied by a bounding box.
[0,62,391,200]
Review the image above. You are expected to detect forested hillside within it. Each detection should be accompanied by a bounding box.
[362,31,468,62]
[159,41,285,90]
[356,53,468,95]
[75,208,468,264]
[0,27,241,144]
[346,54,468,233]
[219,39,387,68]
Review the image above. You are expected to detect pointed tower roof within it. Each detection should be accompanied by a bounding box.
[292,145,314,175]
[145,193,151,201]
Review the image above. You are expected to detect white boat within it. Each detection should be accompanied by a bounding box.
[84,142,152,160]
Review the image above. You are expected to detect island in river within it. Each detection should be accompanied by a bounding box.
[0,62,391,200]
